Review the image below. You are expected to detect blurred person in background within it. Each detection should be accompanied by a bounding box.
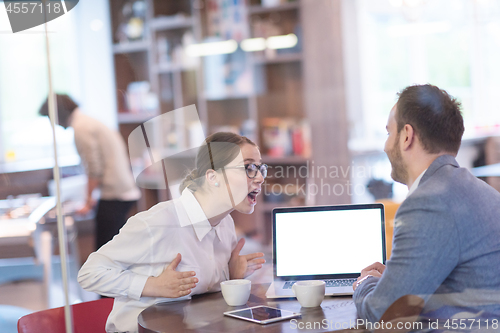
[39,94,141,250]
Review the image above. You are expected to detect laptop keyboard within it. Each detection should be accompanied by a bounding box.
[283,279,357,289]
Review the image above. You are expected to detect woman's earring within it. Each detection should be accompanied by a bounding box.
[215,182,219,187]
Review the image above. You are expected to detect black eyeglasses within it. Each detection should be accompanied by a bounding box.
[225,163,268,179]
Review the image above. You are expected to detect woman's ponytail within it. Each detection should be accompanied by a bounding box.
[179,168,200,192]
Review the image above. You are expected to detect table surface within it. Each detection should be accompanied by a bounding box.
[138,283,359,333]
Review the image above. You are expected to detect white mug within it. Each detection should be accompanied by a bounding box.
[220,279,251,306]
[292,280,326,308]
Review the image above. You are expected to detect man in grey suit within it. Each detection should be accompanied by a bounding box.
[353,84,500,323]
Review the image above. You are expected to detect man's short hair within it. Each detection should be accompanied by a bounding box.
[396,84,464,154]
[39,94,78,117]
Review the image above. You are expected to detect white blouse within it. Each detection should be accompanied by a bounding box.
[77,189,237,332]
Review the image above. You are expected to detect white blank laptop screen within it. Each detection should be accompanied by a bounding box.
[275,208,384,277]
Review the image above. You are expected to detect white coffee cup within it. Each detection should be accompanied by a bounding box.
[220,279,251,306]
[292,280,326,308]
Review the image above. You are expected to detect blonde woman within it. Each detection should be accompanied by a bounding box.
[78,132,267,332]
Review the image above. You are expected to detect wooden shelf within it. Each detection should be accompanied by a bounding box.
[203,92,254,101]
[248,2,300,14]
[112,40,149,54]
[149,16,194,31]
[117,112,157,124]
[262,155,308,165]
[154,63,197,74]
[252,53,302,65]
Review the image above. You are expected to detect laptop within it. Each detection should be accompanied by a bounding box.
[266,203,386,298]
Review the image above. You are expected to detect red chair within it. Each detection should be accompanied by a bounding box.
[17,298,114,333]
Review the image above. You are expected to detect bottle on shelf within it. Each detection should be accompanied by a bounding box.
[126,81,158,115]
[116,0,147,44]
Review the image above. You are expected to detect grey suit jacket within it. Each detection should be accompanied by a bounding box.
[354,155,500,322]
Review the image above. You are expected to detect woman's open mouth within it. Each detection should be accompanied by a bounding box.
[247,189,260,205]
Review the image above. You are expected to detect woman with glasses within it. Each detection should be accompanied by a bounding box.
[78,132,267,333]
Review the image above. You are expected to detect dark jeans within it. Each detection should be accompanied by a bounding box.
[95,199,136,250]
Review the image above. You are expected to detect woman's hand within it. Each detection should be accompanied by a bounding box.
[142,253,198,298]
[228,238,266,279]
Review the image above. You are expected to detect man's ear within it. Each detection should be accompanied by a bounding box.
[401,124,415,151]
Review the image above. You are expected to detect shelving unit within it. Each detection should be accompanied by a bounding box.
[262,155,307,164]
[252,53,302,65]
[154,63,197,74]
[149,16,194,30]
[112,40,150,54]
[248,1,300,14]
[108,0,317,243]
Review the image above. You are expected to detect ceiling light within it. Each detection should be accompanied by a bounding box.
[241,38,266,52]
[266,34,298,50]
